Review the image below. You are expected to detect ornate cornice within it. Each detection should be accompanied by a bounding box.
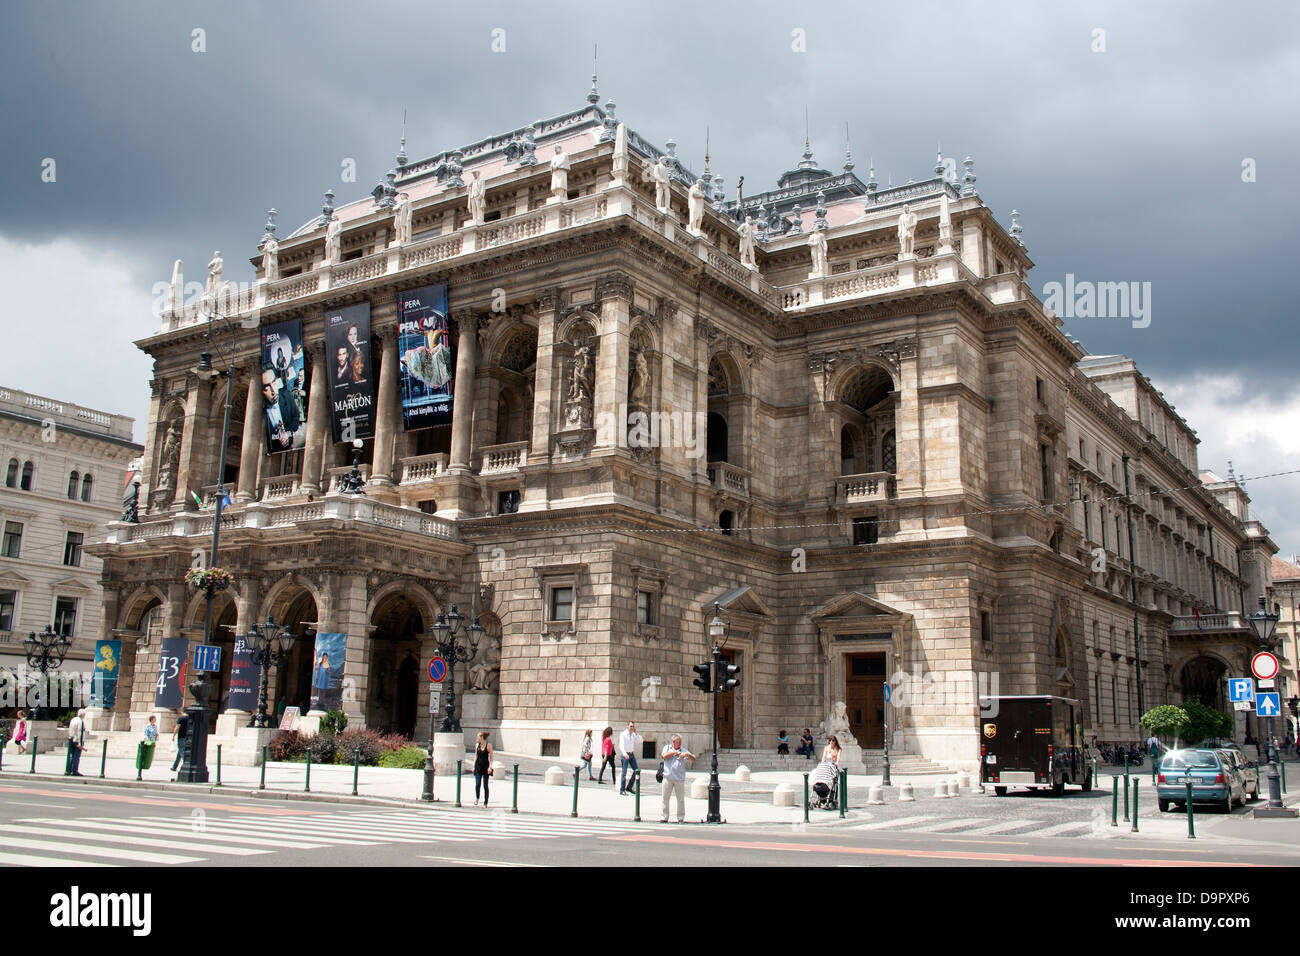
[596,271,633,303]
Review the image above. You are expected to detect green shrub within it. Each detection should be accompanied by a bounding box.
[307,732,337,765]
[267,730,309,761]
[378,746,428,770]
[333,728,384,765]
[1182,699,1233,746]
[319,710,348,735]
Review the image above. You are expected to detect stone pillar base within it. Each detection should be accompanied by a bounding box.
[433,731,464,774]
[461,693,499,747]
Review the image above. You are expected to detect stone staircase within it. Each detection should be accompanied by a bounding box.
[701,748,951,775]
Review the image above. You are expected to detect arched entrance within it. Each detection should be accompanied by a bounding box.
[368,591,426,737]
[1180,656,1228,712]
[266,588,320,718]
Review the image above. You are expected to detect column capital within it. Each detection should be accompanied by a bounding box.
[535,288,562,312]
[596,272,633,303]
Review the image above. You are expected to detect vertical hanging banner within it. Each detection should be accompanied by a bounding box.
[309,632,346,712]
[260,319,308,454]
[227,635,261,712]
[155,637,189,709]
[324,302,375,442]
[91,640,121,708]
[397,283,453,429]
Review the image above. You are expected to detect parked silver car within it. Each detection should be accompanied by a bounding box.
[1156,749,1246,812]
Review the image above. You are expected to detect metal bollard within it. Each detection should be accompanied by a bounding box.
[804,773,810,823]
[259,745,267,790]
[100,740,107,779]
[136,742,143,781]
[305,750,312,792]
[352,748,360,796]
[455,759,463,807]
[215,744,222,787]
[1131,780,1139,833]
[1111,776,1118,826]
[572,766,580,818]
[1185,780,1195,839]
[839,769,847,819]
[1282,760,1288,795]
[512,764,519,814]
[1123,774,1130,822]
[30,739,37,774]
[634,771,641,822]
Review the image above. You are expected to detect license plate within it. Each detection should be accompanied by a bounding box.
[986,755,997,764]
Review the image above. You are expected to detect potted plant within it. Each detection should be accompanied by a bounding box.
[184,567,234,592]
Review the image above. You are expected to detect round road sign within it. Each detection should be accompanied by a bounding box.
[428,656,447,683]
[1251,651,1279,681]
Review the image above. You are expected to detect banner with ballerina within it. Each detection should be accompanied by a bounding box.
[324,302,375,442]
[397,283,453,429]
[309,632,345,713]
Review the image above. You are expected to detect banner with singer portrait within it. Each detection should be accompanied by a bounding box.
[397,284,454,430]
[324,302,375,442]
[260,320,308,454]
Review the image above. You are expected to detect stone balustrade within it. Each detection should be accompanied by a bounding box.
[259,475,300,501]
[1169,612,1247,633]
[478,441,528,474]
[706,461,750,495]
[835,471,896,504]
[399,453,449,484]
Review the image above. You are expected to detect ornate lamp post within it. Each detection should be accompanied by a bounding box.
[706,602,728,824]
[1247,595,1283,810]
[244,615,299,729]
[339,438,367,495]
[421,604,484,802]
[23,625,71,721]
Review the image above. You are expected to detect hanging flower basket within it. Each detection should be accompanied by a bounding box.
[185,567,234,592]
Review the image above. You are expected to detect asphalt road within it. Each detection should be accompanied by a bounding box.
[0,777,1296,867]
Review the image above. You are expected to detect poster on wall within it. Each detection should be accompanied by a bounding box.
[260,319,308,454]
[309,632,346,712]
[324,302,375,443]
[397,283,453,429]
[154,636,189,709]
[90,640,121,709]
[227,635,261,713]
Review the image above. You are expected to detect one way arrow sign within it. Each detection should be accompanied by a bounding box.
[1256,691,1281,717]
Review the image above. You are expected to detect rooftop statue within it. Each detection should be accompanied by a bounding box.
[549,145,571,201]
[325,217,342,264]
[808,227,828,279]
[468,170,486,225]
[260,235,279,282]
[897,203,917,260]
[738,216,757,270]
[393,192,412,246]
[687,178,706,235]
[167,259,183,313]
[652,155,672,213]
[205,251,223,303]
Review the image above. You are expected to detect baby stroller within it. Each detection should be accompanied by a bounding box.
[808,760,840,810]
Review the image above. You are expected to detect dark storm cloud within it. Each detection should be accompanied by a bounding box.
[2,0,1297,534]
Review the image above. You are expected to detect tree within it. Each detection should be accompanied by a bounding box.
[1141,705,1191,747]
[1181,699,1233,745]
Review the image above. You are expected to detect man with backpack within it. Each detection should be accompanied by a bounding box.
[171,712,192,773]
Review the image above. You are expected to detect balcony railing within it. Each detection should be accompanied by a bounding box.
[1169,612,1248,633]
[706,461,750,496]
[400,453,449,484]
[326,464,371,493]
[835,472,896,504]
[478,441,529,475]
[260,475,300,501]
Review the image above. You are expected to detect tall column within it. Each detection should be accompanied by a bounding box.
[593,272,632,450]
[236,362,264,502]
[448,308,479,473]
[175,374,207,510]
[370,331,400,484]
[530,290,560,462]
[300,343,331,494]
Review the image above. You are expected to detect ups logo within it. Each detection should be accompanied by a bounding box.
[983,723,997,739]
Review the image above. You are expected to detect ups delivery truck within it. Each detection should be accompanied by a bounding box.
[978,695,1092,796]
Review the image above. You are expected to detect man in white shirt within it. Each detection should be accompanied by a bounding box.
[65,708,86,776]
[659,735,696,823]
[618,721,642,795]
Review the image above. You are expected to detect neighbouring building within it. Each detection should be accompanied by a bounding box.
[0,387,141,679]
[89,85,1279,770]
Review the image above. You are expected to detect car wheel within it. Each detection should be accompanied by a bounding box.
[1158,798,1170,812]
[994,786,1007,796]
[1051,780,1064,797]
[1221,792,1233,813]
[1082,770,1093,793]
[1250,783,1259,801]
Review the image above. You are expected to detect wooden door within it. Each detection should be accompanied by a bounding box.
[846,653,886,748]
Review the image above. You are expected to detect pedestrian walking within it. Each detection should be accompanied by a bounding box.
[9,710,28,755]
[138,714,158,771]
[823,734,842,768]
[171,712,191,773]
[580,729,595,780]
[1146,732,1159,760]
[597,726,617,784]
[64,708,86,776]
[659,734,696,823]
[618,721,642,794]
[473,731,493,806]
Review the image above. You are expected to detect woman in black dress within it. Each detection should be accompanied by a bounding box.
[473,731,494,806]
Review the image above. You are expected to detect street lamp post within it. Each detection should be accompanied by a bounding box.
[421,603,484,802]
[23,625,71,721]
[1247,595,1283,810]
[338,439,366,495]
[244,615,299,729]
[706,602,728,824]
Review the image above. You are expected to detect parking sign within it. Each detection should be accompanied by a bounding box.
[1228,678,1254,703]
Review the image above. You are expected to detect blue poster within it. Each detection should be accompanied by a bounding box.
[154,636,189,709]
[310,632,346,712]
[397,284,453,429]
[91,640,121,708]
[260,319,308,454]
[228,635,261,712]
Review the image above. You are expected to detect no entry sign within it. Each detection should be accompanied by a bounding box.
[1251,651,1279,681]
[428,656,447,683]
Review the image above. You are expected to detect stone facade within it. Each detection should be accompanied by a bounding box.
[89,98,1278,770]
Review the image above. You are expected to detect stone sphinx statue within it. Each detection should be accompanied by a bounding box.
[820,700,859,748]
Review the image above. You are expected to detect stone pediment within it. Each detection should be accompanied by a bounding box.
[701,586,774,619]
[809,590,906,623]
[0,569,32,587]
[48,577,94,592]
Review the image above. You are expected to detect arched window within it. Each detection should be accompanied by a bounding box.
[19,461,32,491]
[80,474,94,502]
[840,427,858,476]
[4,459,16,488]
[719,509,734,536]
[67,471,80,499]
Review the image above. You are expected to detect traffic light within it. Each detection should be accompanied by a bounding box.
[719,661,740,693]
[692,662,712,693]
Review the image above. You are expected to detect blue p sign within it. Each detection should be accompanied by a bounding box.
[1229,678,1254,702]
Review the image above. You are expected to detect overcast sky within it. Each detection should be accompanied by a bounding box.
[2,0,1297,554]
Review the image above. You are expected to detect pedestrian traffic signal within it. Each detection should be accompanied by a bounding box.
[692,662,712,693]
[719,662,740,693]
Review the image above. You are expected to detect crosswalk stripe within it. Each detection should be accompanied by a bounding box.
[420,855,546,867]
[1030,821,1094,838]
[165,812,635,841]
[0,823,269,856]
[0,850,118,867]
[23,818,328,850]
[340,811,641,832]
[854,815,937,830]
[0,833,200,865]
[128,817,396,846]
[908,817,995,833]
[963,819,1046,835]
